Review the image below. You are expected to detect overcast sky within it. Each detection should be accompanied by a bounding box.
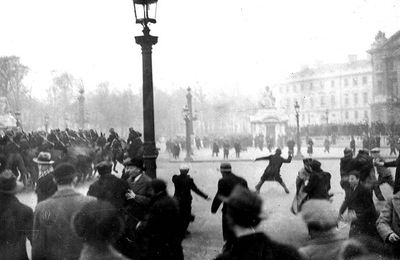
[0,0,399,100]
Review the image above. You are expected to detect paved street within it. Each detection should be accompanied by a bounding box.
[18,156,394,260]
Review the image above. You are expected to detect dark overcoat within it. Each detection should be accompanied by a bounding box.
[303,170,331,200]
[211,173,248,243]
[384,154,400,194]
[0,194,33,260]
[142,191,183,260]
[255,154,292,182]
[339,184,379,238]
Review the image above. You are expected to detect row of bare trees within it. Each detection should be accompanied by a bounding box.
[0,55,255,138]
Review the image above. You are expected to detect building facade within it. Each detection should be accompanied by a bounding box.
[369,31,400,124]
[272,56,373,126]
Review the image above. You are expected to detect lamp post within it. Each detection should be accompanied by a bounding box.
[132,0,158,178]
[183,106,193,162]
[294,101,303,159]
[15,111,21,130]
[78,87,85,129]
[44,113,49,133]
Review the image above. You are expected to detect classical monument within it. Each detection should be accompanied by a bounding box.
[250,87,288,144]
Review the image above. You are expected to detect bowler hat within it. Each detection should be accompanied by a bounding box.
[0,170,24,194]
[33,152,54,165]
[220,162,232,173]
[310,160,322,171]
[302,199,337,230]
[123,157,145,170]
[348,170,360,178]
[95,161,113,175]
[53,163,77,182]
[344,147,352,154]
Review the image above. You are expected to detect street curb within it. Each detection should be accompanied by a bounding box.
[166,156,399,163]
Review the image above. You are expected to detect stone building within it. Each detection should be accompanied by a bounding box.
[368,30,400,124]
[272,56,373,126]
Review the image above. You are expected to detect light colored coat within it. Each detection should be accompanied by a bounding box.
[32,188,95,260]
[377,192,400,242]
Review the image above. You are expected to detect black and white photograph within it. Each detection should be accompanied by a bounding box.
[1,0,400,259]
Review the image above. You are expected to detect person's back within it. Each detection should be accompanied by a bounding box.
[0,188,33,260]
[215,232,301,260]
[173,174,193,201]
[32,163,95,260]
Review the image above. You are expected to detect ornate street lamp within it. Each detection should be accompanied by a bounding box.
[15,111,22,129]
[132,0,158,178]
[294,101,303,159]
[44,113,49,133]
[183,105,193,162]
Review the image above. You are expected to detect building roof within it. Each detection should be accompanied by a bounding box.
[287,59,371,81]
[369,30,400,55]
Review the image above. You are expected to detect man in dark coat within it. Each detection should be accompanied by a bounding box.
[303,160,331,200]
[0,161,33,260]
[173,164,210,237]
[382,153,400,194]
[87,161,133,258]
[339,170,379,238]
[211,162,248,252]
[234,141,241,158]
[254,148,292,194]
[141,179,183,260]
[214,186,302,260]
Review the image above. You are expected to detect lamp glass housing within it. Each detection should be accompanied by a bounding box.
[133,0,157,25]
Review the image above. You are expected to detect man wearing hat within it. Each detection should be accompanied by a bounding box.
[371,147,394,200]
[0,155,33,260]
[338,170,379,238]
[299,199,347,260]
[173,164,210,238]
[380,150,400,195]
[214,186,301,260]
[87,160,134,258]
[254,148,292,194]
[291,158,313,214]
[32,163,95,260]
[33,152,57,203]
[211,162,248,252]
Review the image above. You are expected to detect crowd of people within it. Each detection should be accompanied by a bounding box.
[3,125,400,259]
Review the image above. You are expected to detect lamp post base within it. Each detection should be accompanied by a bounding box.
[184,156,194,162]
[294,152,304,160]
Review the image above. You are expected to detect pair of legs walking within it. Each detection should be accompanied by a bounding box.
[255,176,290,194]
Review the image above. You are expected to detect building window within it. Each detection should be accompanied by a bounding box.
[355,111,358,120]
[364,110,368,119]
[310,97,314,107]
[301,98,305,107]
[310,82,314,91]
[377,80,383,92]
[345,111,349,119]
[302,114,305,122]
[362,76,368,85]
[363,93,368,104]
[293,85,296,93]
[344,78,349,87]
[320,96,325,107]
[344,94,349,106]
[300,84,304,92]
[353,78,358,86]
[331,80,335,87]
[286,86,289,93]
[388,60,394,71]
[331,95,335,107]
[354,93,358,105]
